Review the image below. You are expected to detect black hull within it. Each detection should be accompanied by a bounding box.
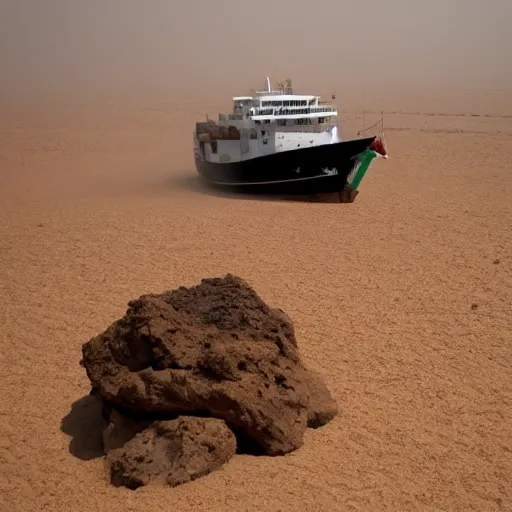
[194,136,376,195]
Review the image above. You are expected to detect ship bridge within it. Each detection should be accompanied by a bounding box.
[231,78,337,124]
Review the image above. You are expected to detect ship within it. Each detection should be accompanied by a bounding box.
[193,77,388,202]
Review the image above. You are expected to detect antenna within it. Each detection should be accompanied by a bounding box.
[362,90,366,133]
[266,76,271,92]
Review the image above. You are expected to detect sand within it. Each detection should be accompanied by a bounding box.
[1,91,511,511]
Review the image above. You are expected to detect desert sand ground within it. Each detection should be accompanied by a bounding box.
[1,90,511,511]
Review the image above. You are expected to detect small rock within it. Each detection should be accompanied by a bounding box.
[107,417,236,489]
[303,369,339,428]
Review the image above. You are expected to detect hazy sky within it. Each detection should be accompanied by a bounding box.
[1,0,511,100]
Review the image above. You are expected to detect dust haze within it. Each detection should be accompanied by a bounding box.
[2,2,512,511]
[1,0,511,103]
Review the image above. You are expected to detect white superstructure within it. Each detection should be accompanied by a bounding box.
[195,77,340,164]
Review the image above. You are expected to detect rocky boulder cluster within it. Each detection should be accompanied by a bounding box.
[81,274,338,489]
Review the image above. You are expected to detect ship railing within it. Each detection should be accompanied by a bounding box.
[218,113,247,121]
[252,106,336,116]
[254,89,290,96]
[309,107,336,113]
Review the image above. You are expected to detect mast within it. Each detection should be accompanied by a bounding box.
[266,76,271,93]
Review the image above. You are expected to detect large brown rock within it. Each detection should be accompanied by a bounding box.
[82,274,337,457]
[107,416,236,489]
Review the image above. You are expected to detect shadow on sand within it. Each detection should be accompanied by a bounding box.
[60,394,107,461]
[168,172,349,204]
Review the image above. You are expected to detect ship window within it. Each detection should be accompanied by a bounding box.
[210,141,217,154]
